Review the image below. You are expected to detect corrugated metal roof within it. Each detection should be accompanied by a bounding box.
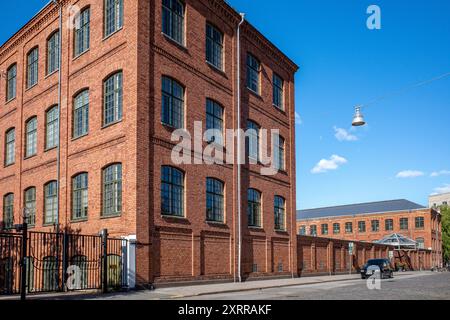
[297,199,426,220]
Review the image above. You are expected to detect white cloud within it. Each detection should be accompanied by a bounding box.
[311,155,348,174]
[334,126,358,142]
[295,112,302,125]
[395,170,425,178]
[430,170,450,177]
[431,184,450,195]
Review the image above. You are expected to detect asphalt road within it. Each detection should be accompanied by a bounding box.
[182,272,450,300]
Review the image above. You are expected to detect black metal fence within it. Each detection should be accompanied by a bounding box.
[0,229,128,298]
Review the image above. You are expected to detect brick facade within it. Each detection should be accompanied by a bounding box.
[297,208,443,268]
[0,0,298,286]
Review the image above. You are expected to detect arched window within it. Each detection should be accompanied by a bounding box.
[161,166,184,217]
[206,23,223,70]
[25,117,37,157]
[72,173,88,220]
[73,90,89,138]
[74,7,90,56]
[162,0,185,45]
[247,189,261,227]
[274,196,285,231]
[104,0,123,37]
[5,128,15,166]
[161,76,184,129]
[44,181,57,225]
[205,99,224,144]
[102,164,122,216]
[45,106,59,150]
[103,72,123,126]
[206,178,224,222]
[246,120,260,162]
[24,187,36,226]
[3,193,14,230]
[6,64,17,101]
[47,31,60,75]
[27,47,39,88]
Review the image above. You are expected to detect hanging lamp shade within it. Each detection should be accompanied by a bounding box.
[352,106,366,127]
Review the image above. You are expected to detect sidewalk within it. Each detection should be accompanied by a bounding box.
[1,271,420,300]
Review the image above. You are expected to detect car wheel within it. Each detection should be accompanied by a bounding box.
[390,271,394,278]
[361,275,366,280]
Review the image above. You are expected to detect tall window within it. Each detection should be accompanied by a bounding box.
[274,196,285,231]
[246,120,260,162]
[206,178,224,222]
[206,99,223,144]
[3,194,14,229]
[321,223,328,235]
[25,117,37,158]
[206,24,223,70]
[310,225,317,236]
[102,164,122,216]
[400,218,408,230]
[415,217,424,229]
[274,134,285,171]
[161,166,184,217]
[246,53,260,93]
[73,90,89,138]
[27,47,39,88]
[345,222,353,233]
[416,238,425,249]
[273,73,284,109]
[371,220,380,232]
[72,173,88,220]
[6,64,17,101]
[162,0,185,45]
[47,31,60,75]
[299,225,306,235]
[74,8,90,56]
[24,188,36,226]
[161,77,184,128]
[358,221,366,233]
[385,219,393,231]
[247,189,261,227]
[45,106,59,150]
[105,0,123,37]
[44,181,57,225]
[103,72,123,125]
[333,223,340,234]
[5,128,15,166]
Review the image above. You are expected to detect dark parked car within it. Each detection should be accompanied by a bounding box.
[360,258,394,279]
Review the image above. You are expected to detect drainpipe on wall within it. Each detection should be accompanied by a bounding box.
[236,13,245,283]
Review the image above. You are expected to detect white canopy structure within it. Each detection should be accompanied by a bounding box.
[374,233,417,250]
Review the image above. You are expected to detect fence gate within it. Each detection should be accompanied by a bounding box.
[0,230,128,298]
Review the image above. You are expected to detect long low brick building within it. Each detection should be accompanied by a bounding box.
[297,199,443,269]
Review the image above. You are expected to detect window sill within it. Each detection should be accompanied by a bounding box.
[71,218,88,223]
[24,154,37,160]
[45,69,59,79]
[206,220,226,226]
[25,83,38,92]
[72,133,89,142]
[103,27,123,42]
[43,223,56,227]
[206,61,226,77]
[275,228,287,233]
[5,97,16,105]
[102,119,123,130]
[4,162,15,168]
[248,226,264,231]
[162,33,187,52]
[162,214,188,221]
[100,213,122,219]
[273,104,286,113]
[44,146,57,153]
[161,122,183,131]
[73,49,90,61]
[247,88,263,100]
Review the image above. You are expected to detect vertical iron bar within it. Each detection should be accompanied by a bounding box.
[20,224,28,301]
[102,229,108,293]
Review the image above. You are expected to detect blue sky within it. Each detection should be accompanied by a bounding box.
[2,1,449,209]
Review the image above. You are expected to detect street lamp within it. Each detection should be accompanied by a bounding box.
[351,106,366,127]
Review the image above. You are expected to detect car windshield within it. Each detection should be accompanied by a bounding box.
[367,259,385,266]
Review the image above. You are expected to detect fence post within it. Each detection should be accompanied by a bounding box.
[20,223,28,301]
[102,229,108,294]
[62,232,69,292]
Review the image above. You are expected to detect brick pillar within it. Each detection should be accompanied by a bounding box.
[193,234,202,277]
[311,242,317,272]
[341,246,345,271]
[328,240,334,275]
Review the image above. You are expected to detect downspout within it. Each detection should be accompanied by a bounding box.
[54,0,63,232]
[236,13,245,283]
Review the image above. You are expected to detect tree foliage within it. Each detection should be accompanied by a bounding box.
[441,206,450,264]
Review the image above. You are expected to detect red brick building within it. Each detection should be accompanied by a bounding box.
[297,200,443,268]
[0,0,298,287]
